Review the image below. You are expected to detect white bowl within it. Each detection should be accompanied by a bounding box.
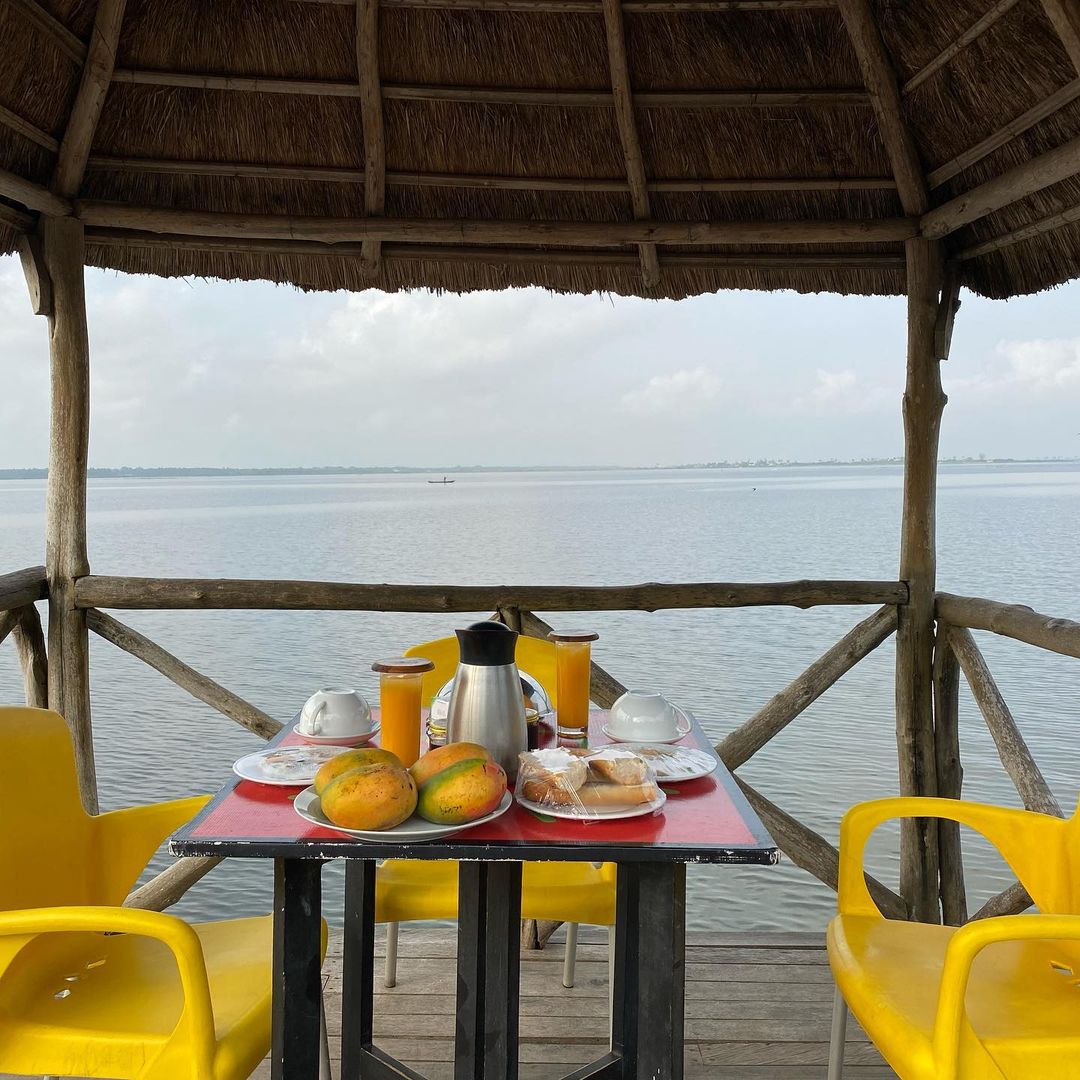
[299,687,372,740]
[607,690,689,742]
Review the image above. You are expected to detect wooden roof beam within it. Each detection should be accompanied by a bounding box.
[601,0,659,287]
[837,0,929,215]
[0,166,71,215]
[1040,0,1080,72]
[928,76,1080,188]
[1,0,87,63]
[53,0,127,197]
[293,0,836,10]
[85,228,907,270]
[109,70,870,107]
[955,200,1080,260]
[902,0,1021,95]
[922,132,1080,239]
[83,156,898,191]
[355,0,385,271]
[0,200,35,232]
[75,202,918,243]
[0,102,59,152]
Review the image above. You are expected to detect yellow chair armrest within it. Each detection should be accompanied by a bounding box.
[837,797,1036,918]
[933,914,1080,1078]
[93,795,212,902]
[0,905,216,1073]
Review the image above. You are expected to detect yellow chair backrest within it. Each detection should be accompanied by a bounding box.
[404,632,558,708]
[0,706,99,911]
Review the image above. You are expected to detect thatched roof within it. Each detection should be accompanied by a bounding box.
[0,0,1078,299]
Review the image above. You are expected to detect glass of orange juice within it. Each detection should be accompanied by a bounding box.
[371,657,434,768]
[548,630,599,738]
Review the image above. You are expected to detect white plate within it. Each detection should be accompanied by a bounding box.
[601,706,692,746]
[233,745,348,786]
[602,742,718,782]
[516,788,666,821]
[293,786,513,842]
[291,722,379,746]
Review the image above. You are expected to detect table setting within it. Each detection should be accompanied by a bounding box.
[171,620,778,1080]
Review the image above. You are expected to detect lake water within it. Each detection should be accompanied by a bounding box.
[1,464,1078,932]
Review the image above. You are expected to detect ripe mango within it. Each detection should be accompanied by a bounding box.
[410,742,492,788]
[314,747,402,796]
[320,763,417,830]
[416,758,507,825]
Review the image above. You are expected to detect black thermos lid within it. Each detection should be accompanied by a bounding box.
[455,621,519,667]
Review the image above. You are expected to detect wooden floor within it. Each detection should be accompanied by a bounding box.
[251,927,895,1080]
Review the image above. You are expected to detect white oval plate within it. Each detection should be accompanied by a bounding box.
[601,707,692,746]
[601,742,718,782]
[291,722,379,746]
[233,746,349,786]
[516,788,666,821]
[294,786,513,842]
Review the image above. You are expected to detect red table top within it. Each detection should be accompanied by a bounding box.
[171,711,777,865]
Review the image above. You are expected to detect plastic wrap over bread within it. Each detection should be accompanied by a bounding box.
[516,746,663,819]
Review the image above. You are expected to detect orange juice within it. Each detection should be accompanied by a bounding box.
[372,657,435,768]
[548,632,598,735]
[379,676,422,766]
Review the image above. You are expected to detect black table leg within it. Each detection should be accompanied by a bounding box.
[341,859,377,1080]
[456,860,523,1080]
[272,858,324,1080]
[611,862,686,1080]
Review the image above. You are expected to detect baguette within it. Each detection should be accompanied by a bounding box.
[521,777,659,807]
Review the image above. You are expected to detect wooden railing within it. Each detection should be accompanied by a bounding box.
[933,593,1080,925]
[0,566,48,709]
[7,566,1078,929]
[62,574,909,914]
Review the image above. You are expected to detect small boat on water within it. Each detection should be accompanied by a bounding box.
[427,476,455,484]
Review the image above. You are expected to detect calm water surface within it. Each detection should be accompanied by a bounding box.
[1,464,1078,931]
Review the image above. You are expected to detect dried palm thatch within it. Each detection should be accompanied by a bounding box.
[0,0,1078,298]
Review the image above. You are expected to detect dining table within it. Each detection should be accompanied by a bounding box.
[170,709,778,1080]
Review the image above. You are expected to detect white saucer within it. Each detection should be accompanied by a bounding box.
[292,722,379,746]
[516,789,666,820]
[601,707,692,746]
[233,745,347,786]
[603,742,718,782]
[294,786,512,842]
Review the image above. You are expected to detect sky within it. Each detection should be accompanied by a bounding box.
[0,253,1078,468]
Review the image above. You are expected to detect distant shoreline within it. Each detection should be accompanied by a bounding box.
[0,458,1077,480]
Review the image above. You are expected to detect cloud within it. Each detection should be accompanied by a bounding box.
[620,367,723,416]
[948,337,1080,399]
[790,368,894,414]
[997,338,1080,390]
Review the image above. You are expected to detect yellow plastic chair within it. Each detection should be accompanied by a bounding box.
[378,635,616,993]
[0,705,328,1080]
[827,795,1080,1079]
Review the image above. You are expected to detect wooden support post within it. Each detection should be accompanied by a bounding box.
[17,232,53,316]
[125,855,223,910]
[896,236,947,923]
[933,624,965,925]
[948,625,1062,817]
[14,604,48,708]
[38,215,96,812]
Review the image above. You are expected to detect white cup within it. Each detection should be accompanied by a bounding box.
[300,688,372,739]
[608,690,690,742]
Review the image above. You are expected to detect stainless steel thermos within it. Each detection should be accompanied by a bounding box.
[445,621,527,779]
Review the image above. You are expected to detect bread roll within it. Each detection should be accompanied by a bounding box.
[585,749,649,786]
[518,749,588,792]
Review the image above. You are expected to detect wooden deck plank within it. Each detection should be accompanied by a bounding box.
[310,931,894,1077]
